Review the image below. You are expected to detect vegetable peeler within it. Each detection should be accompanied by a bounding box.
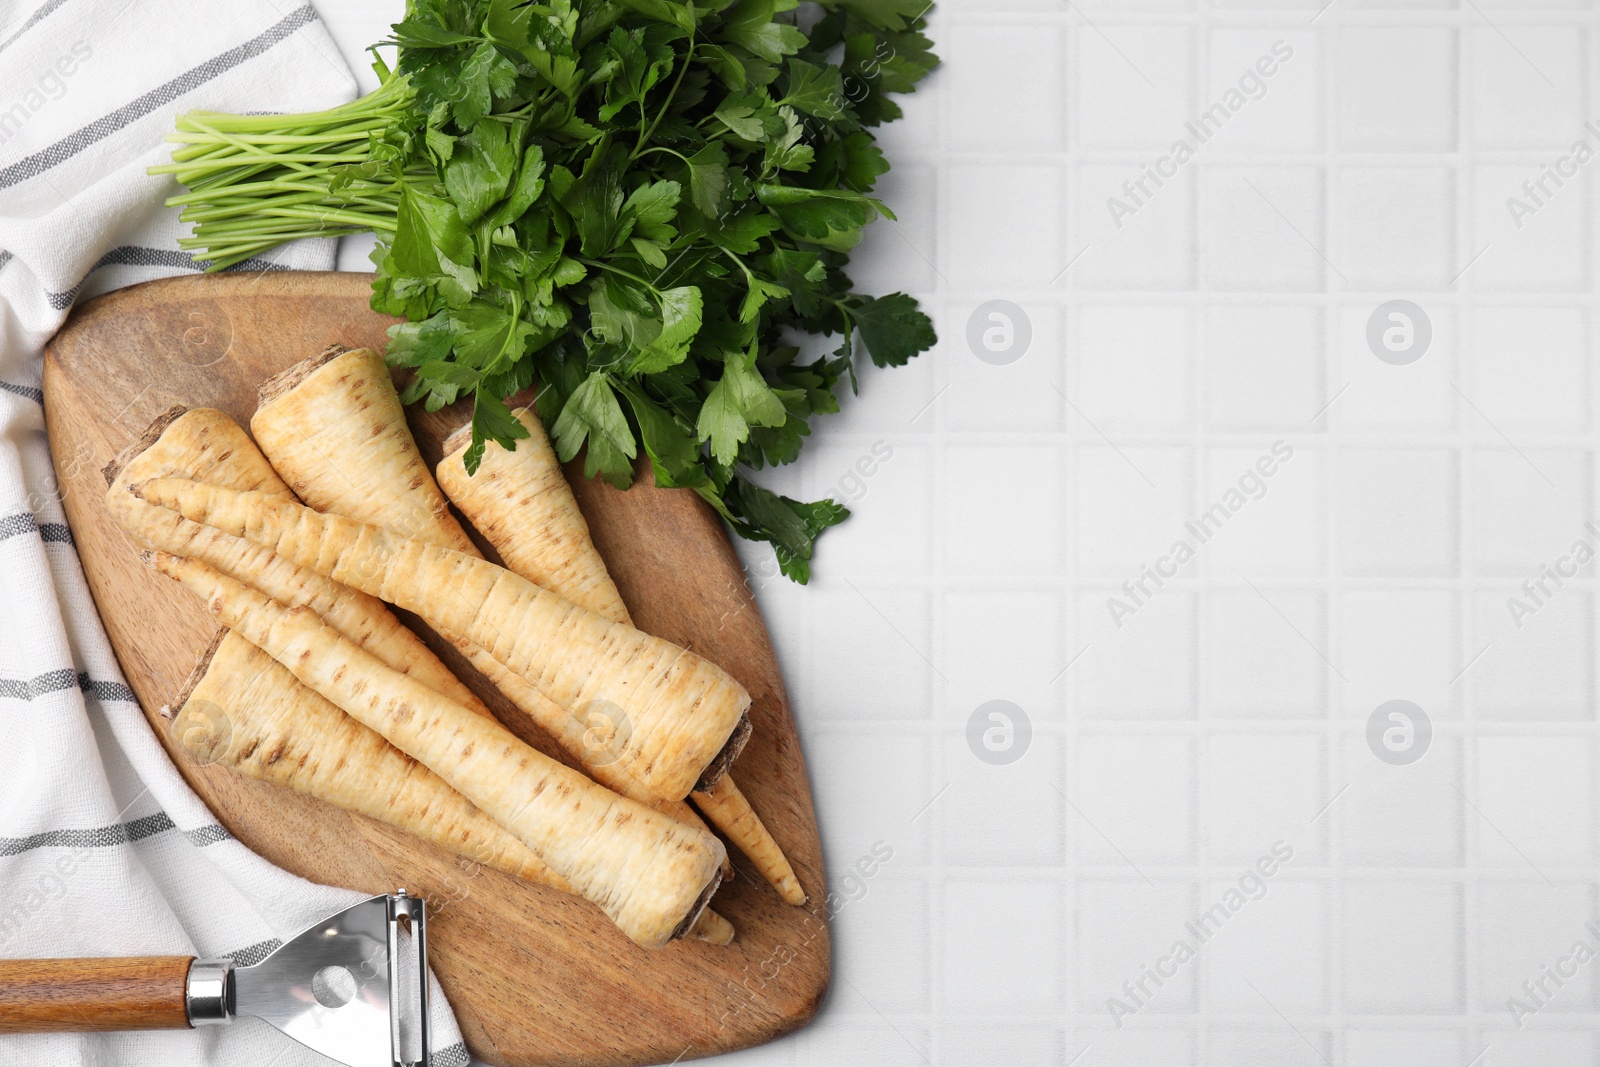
[0,890,430,1067]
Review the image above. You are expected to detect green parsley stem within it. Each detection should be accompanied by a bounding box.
[150,153,373,173]
[632,38,695,159]
[631,145,691,167]
[578,258,660,294]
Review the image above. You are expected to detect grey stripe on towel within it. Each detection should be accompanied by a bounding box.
[0,815,232,856]
[0,380,42,404]
[0,511,72,545]
[0,812,175,855]
[0,667,135,704]
[0,0,70,55]
[0,5,318,189]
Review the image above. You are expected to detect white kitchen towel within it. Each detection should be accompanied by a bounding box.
[0,1,470,1064]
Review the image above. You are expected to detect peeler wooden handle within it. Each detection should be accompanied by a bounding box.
[0,956,197,1033]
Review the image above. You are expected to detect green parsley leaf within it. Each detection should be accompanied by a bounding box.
[723,477,848,583]
[720,0,808,64]
[622,178,680,240]
[683,141,730,218]
[697,342,786,465]
[484,144,546,229]
[851,292,937,368]
[616,380,704,485]
[713,100,766,140]
[550,370,639,486]
[461,388,531,473]
[443,119,516,223]
[781,58,846,121]
[451,295,536,373]
[391,183,478,301]
[633,285,703,372]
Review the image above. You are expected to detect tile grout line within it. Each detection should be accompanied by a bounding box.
[1190,15,1214,1055]
[1319,7,1345,1048]
[1458,4,1481,1054]
[928,21,948,1056]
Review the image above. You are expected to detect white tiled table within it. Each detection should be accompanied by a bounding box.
[322,3,1600,1064]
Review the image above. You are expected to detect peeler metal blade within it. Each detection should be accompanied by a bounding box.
[193,890,430,1067]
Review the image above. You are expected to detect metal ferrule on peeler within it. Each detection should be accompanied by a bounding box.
[185,958,233,1025]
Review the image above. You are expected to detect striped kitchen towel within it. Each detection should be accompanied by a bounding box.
[0,2,470,1064]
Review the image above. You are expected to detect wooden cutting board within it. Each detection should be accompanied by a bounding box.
[40,272,829,1066]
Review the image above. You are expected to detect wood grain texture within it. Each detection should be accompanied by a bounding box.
[41,272,829,1067]
[0,957,192,1033]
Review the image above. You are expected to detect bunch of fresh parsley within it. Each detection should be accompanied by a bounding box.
[156,0,938,581]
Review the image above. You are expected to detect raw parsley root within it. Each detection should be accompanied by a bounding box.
[439,406,805,904]
[437,406,632,626]
[148,552,726,949]
[155,0,939,581]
